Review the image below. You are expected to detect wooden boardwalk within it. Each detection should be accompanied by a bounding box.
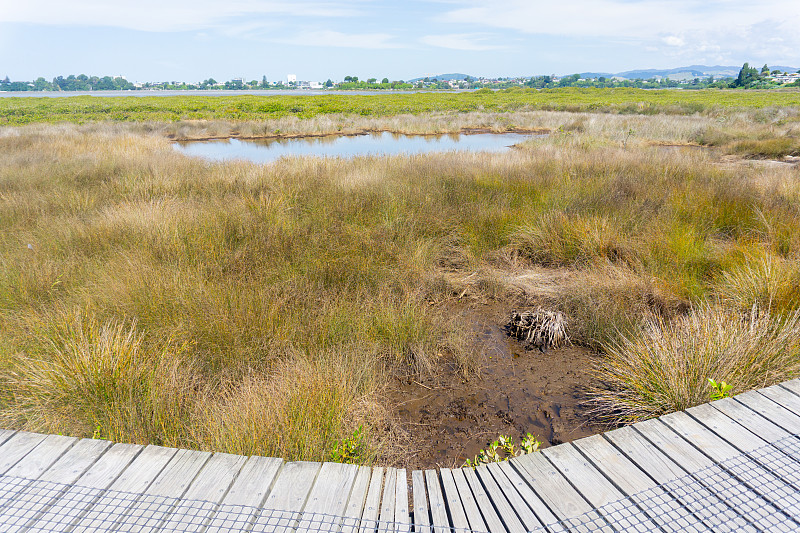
[2,379,800,532]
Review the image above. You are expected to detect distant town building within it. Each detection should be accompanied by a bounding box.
[287,74,297,84]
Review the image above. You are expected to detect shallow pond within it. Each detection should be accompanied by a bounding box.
[174,132,535,163]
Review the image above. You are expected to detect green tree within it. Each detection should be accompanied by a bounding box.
[324,79,333,87]
[733,63,760,88]
[381,77,389,84]
[761,64,770,76]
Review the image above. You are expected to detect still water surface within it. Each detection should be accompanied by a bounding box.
[174,132,534,163]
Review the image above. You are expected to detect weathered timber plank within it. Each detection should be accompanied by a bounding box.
[637,420,780,531]
[685,403,769,452]
[22,443,142,533]
[358,466,383,533]
[159,453,247,533]
[0,429,17,446]
[573,435,705,533]
[493,460,557,527]
[541,444,622,509]
[439,469,469,531]
[378,468,397,533]
[710,397,791,441]
[73,444,177,532]
[736,390,800,433]
[341,466,371,533]
[298,462,359,533]
[762,384,800,418]
[424,470,447,533]
[484,462,543,532]
[252,461,321,533]
[475,464,526,533]
[605,425,754,532]
[511,450,593,520]
[411,470,429,533]
[0,432,48,475]
[0,438,111,532]
[205,456,283,533]
[462,466,505,533]
[778,379,800,399]
[450,468,486,533]
[394,468,409,533]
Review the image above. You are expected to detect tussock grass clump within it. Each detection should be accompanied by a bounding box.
[507,309,569,351]
[591,305,800,423]
[510,212,632,267]
[0,312,196,445]
[715,254,800,314]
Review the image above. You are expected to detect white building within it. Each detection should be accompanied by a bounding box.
[287,74,297,84]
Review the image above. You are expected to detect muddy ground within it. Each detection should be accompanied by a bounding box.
[386,302,606,470]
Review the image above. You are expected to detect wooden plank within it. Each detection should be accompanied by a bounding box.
[0,429,16,446]
[342,466,372,533]
[411,470,429,533]
[73,444,177,531]
[762,384,800,418]
[299,462,359,533]
[477,461,544,531]
[359,466,384,533]
[511,449,593,520]
[574,434,709,533]
[263,461,322,511]
[661,410,756,461]
[542,444,623,509]
[710,397,792,441]
[251,460,321,533]
[4,434,76,479]
[639,419,794,531]
[778,378,800,399]
[424,470,448,533]
[493,460,557,526]
[182,452,247,502]
[686,403,771,453]
[0,438,110,531]
[221,456,283,507]
[475,464,527,533]
[450,468,487,533]
[603,425,687,483]
[0,432,48,475]
[439,469,469,530]
[205,456,283,533]
[736,390,800,434]
[394,468,409,533]
[39,439,112,483]
[607,425,755,532]
[378,468,397,533]
[159,452,247,533]
[24,443,143,532]
[462,466,505,533]
[633,418,714,471]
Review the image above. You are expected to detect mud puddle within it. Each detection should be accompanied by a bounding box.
[386,303,605,470]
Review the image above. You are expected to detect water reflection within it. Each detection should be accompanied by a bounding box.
[174,131,537,163]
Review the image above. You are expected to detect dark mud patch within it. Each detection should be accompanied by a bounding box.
[386,304,605,470]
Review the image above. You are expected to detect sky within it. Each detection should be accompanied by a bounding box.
[1,0,799,82]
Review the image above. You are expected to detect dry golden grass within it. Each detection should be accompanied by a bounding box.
[1,110,799,460]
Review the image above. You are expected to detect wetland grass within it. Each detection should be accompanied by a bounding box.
[1,107,799,464]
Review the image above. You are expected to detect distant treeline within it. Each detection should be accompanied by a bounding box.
[2,63,798,92]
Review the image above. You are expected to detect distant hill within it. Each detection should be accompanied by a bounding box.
[408,73,475,82]
[582,65,799,80]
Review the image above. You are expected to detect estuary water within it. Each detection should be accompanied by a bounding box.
[173,132,534,163]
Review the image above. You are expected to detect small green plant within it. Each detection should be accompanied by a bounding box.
[330,425,366,464]
[464,433,541,467]
[708,378,733,400]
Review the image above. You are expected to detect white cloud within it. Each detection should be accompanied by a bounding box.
[0,0,362,32]
[662,36,685,47]
[435,0,800,65]
[283,30,405,49]
[420,33,504,51]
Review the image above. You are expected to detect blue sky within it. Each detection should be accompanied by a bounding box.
[1,0,798,82]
